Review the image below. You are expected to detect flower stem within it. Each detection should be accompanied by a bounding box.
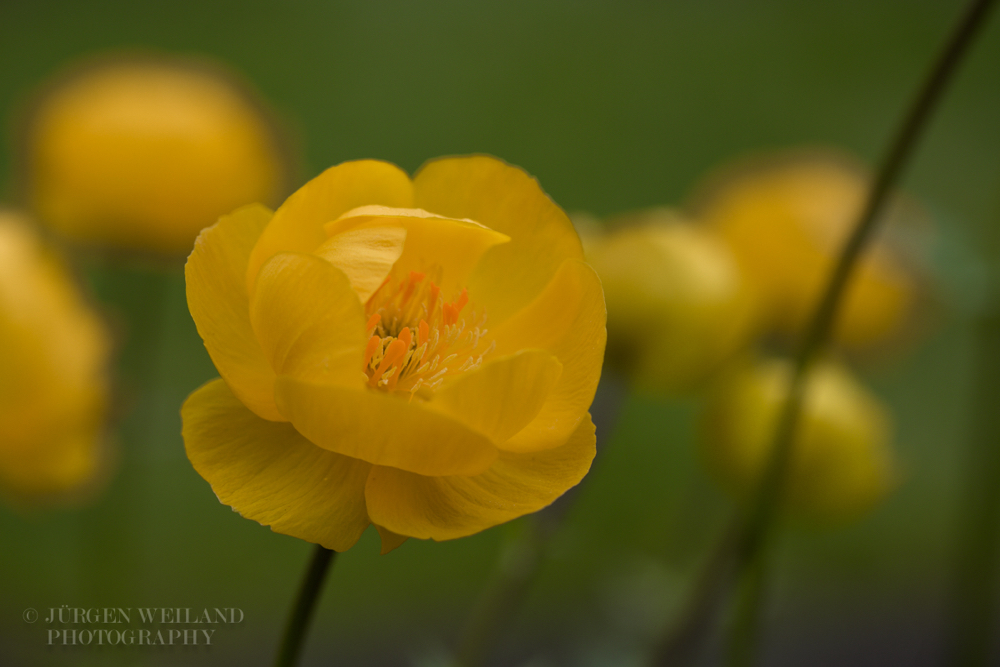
[653,1,998,663]
[274,545,337,667]
[724,0,997,664]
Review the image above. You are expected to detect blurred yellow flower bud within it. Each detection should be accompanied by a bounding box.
[700,357,895,522]
[24,55,288,256]
[0,210,111,503]
[690,150,927,353]
[586,209,757,394]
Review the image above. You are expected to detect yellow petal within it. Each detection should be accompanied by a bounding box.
[182,379,371,552]
[364,414,596,541]
[323,205,510,297]
[274,376,499,477]
[246,160,414,293]
[375,525,408,555]
[489,259,606,452]
[413,155,583,323]
[312,226,407,302]
[249,252,366,388]
[186,203,282,421]
[430,349,563,444]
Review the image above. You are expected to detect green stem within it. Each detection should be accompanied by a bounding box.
[654,2,998,664]
[274,545,337,667]
[725,0,997,664]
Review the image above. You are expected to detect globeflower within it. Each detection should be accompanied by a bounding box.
[24,55,288,256]
[689,150,927,353]
[700,357,895,521]
[182,156,606,553]
[0,210,111,502]
[586,208,757,394]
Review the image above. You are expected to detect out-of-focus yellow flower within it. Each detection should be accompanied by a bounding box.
[586,209,757,394]
[700,357,895,522]
[690,151,925,352]
[25,55,288,256]
[182,156,606,553]
[0,210,110,502]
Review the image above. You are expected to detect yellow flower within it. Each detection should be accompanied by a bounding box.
[0,210,111,502]
[25,55,288,256]
[181,156,606,553]
[586,208,758,394]
[700,357,895,521]
[690,150,925,353]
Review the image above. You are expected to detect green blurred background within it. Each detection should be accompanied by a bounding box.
[1,1,999,665]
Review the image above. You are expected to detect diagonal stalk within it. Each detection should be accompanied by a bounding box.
[652,0,998,663]
[725,0,997,663]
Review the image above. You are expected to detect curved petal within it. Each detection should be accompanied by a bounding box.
[186,204,282,421]
[488,259,606,452]
[182,379,371,552]
[413,155,583,323]
[430,349,563,444]
[313,226,407,303]
[250,253,367,388]
[274,376,499,477]
[323,206,510,296]
[246,160,414,293]
[365,414,596,541]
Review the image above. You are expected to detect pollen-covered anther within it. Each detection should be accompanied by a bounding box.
[362,271,492,398]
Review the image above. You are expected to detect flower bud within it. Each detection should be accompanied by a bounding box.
[690,150,927,353]
[0,210,111,503]
[24,55,289,256]
[586,209,757,394]
[700,357,895,522]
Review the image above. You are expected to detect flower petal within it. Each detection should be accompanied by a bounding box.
[250,252,366,388]
[364,414,596,541]
[274,376,499,477]
[489,259,606,453]
[323,205,510,297]
[186,203,282,421]
[182,379,371,552]
[246,160,414,293]
[375,525,408,555]
[312,226,407,303]
[413,155,583,323]
[430,349,563,444]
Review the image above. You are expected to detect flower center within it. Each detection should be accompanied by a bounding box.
[362,270,495,398]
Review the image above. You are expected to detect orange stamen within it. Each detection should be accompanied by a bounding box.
[443,303,457,326]
[401,271,424,305]
[398,326,412,350]
[372,338,407,385]
[366,313,381,333]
